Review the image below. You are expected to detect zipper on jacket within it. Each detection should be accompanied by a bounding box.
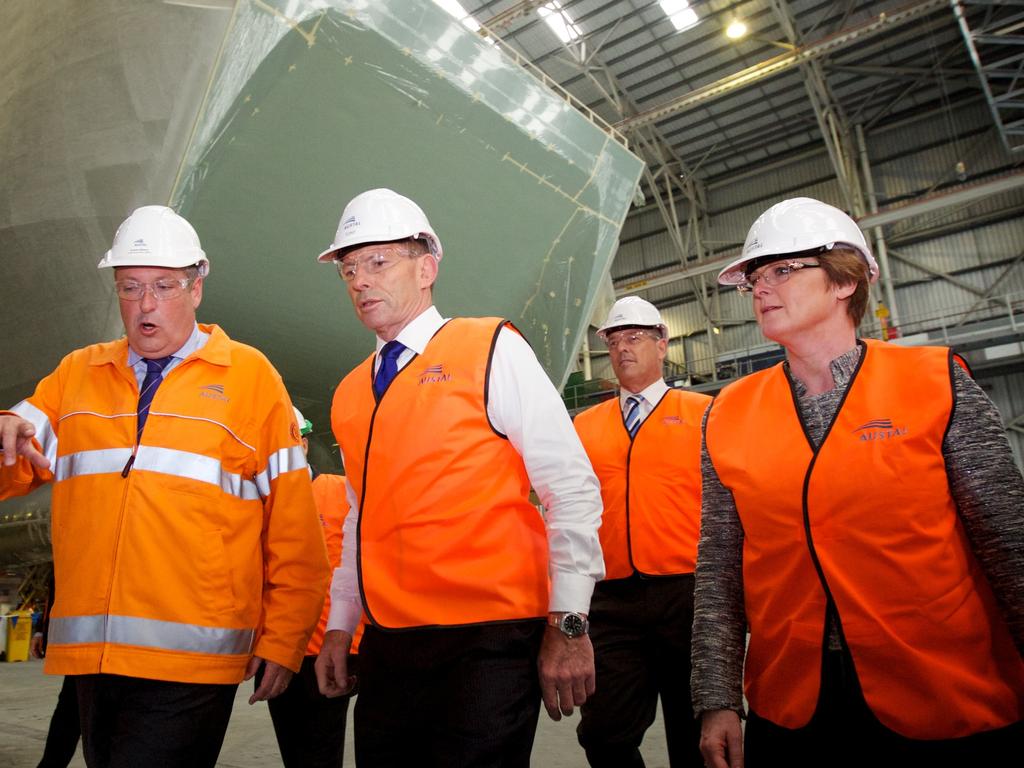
[121,446,137,477]
[101,469,135,666]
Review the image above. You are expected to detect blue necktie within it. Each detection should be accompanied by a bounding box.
[373,341,407,398]
[624,395,642,438]
[137,356,172,442]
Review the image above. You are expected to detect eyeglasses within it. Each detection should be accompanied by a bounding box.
[605,330,660,351]
[335,248,420,282]
[115,278,192,301]
[737,261,821,294]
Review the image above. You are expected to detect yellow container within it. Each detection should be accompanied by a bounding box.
[4,610,32,662]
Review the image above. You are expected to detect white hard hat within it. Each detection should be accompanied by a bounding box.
[718,197,878,285]
[293,406,312,437]
[597,296,668,340]
[317,188,443,263]
[97,205,210,275]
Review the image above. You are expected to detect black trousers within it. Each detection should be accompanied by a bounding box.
[354,621,545,768]
[37,676,80,768]
[745,644,1024,767]
[259,654,354,768]
[577,574,702,768]
[75,673,237,768]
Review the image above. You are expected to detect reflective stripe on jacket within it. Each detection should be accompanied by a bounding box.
[705,339,1024,738]
[575,388,709,579]
[332,317,548,629]
[0,324,330,683]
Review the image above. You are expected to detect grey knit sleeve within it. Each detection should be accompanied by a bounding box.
[944,364,1024,655]
[691,406,747,717]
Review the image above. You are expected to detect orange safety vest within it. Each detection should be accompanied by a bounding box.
[705,339,1024,738]
[0,325,330,684]
[332,317,548,629]
[307,473,363,655]
[574,388,710,579]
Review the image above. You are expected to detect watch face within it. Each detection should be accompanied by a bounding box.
[562,613,585,637]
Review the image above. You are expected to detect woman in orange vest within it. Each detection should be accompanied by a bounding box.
[693,198,1024,768]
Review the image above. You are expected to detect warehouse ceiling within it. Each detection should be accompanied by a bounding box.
[448,0,1022,292]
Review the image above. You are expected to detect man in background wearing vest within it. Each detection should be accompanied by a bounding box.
[0,206,330,767]
[573,297,710,768]
[259,406,355,768]
[314,188,605,767]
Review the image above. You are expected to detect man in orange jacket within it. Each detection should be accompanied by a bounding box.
[260,407,356,768]
[0,206,330,768]
[574,297,710,768]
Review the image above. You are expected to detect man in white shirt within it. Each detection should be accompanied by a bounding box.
[313,188,604,767]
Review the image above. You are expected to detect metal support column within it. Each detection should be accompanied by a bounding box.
[855,123,900,326]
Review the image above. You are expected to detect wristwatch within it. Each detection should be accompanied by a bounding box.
[548,611,590,638]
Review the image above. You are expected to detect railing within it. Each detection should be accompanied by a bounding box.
[860,291,1024,347]
[475,20,630,149]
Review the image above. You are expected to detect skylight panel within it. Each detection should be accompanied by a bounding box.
[659,0,700,32]
[538,1,582,44]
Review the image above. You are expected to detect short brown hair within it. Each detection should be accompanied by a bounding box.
[819,248,869,326]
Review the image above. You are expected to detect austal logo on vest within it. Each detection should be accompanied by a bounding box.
[199,384,229,402]
[419,364,452,385]
[853,418,907,441]
[662,416,683,425]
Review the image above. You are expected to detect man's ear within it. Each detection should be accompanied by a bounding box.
[419,254,439,290]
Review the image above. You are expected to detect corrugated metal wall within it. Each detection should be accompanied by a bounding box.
[979,370,1024,468]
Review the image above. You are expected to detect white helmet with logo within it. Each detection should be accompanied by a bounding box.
[317,188,443,263]
[597,296,668,340]
[97,205,209,275]
[718,197,878,285]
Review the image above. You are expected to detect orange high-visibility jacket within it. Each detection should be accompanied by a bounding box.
[0,324,330,684]
[705,339,1024,739]
[574,388,710,579]
[308,472,362,655]
[332,317,548,629]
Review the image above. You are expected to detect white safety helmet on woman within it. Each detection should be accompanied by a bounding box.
[717,197,878,286]
[97,205,210,275]
[597,296,668,340]
[317,188,443,263]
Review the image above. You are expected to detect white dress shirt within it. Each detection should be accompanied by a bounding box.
[618,378,669,429]
[328,306,604,634]
[127,323,209,388]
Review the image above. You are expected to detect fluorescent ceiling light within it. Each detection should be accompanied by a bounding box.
[538,1,582,44]
[659,0,700,32]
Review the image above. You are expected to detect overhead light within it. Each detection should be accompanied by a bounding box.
[712,326,721,335]
[726,19,748,39]
[659,0,700,32]
[538,1,582,43]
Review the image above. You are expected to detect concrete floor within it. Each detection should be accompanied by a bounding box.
[0,658,669,767]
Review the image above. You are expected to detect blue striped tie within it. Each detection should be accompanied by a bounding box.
[624,395,642,437]
[137,356,172,442]
[373,340,407,399]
